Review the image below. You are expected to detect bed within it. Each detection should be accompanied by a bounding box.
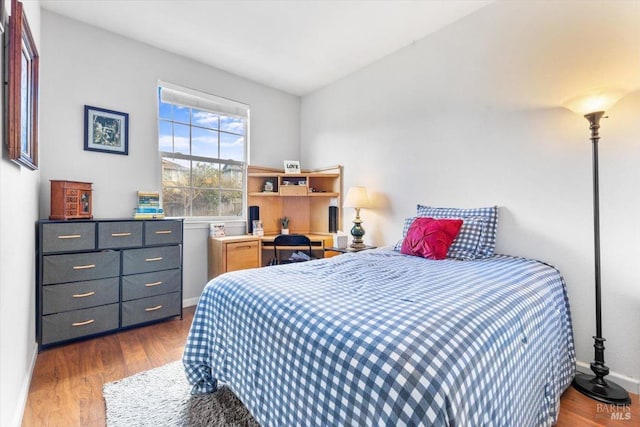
[183,248,575,426]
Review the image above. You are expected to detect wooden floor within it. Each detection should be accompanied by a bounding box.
[22,306,638,426]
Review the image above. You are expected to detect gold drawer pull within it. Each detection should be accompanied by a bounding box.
[73,264,96,270]
[111,232,132,237]
[72,319,95,327]
[145,305,162,312]
[145,257,163,262]
[72,291,95,298]
[155,230,172,235]
[58,234,82,239]
[145,281,163,287]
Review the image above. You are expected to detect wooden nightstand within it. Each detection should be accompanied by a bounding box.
[208,235,262,280]
[325,245,376,254]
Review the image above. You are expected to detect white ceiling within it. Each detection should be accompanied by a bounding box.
[40,0,491,96]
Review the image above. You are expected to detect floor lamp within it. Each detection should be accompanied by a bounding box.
[564,89,631,405]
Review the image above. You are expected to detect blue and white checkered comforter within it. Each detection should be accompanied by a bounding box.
[183,249,575,426]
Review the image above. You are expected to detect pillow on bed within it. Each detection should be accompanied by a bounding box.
[400,217,463,260]
[395,215,487,260]
[416,205,498,258]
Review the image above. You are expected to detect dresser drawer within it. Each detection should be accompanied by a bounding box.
[145,221,182,246]
[226,240,260,272]
[43,277,119,314]
[121,292,181,327]
[122,269,181,301]
[41,303,119,345]
[42,222,95,253]
[98,221,143,249]
[43,251,120,285]
[122,245,181,275]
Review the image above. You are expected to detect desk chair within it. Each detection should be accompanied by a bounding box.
[273,234,313,265]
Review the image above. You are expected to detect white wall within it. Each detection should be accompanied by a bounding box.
[39,11,301,305]
[0,2,42,426]
[301,1,640,392]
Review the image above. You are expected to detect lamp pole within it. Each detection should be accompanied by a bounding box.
[572,111,631,405]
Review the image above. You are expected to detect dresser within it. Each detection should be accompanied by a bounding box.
[36,218,183,349]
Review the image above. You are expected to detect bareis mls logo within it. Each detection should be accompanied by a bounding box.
[596,403,632,421]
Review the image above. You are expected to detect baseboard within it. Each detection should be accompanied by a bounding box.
[182,296,199,308]
[576,360,640,395]
[11,342,38,427]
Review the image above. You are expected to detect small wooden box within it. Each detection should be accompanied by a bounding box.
[50,180,93,220]
[279,185,307,196]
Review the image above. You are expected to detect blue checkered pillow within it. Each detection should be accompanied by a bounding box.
[416,205,498,258]
[394,217,418,251]
[394,215,488,260]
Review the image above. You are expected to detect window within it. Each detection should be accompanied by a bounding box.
[158,82,249,219]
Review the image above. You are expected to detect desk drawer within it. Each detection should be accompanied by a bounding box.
[122,245,181,275]
[43,251,120,285]
[121,292,181,327]
[145,221,182,246]
[42,303,119,345]
[226,240,260,272]
[98,221,143,249]
[42,223,95,253]
[122,269,181,301]
[43,277,119,314]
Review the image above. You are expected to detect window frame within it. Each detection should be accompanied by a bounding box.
[157,82,249,221]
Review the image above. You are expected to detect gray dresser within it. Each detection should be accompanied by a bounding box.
[36,219,183,349]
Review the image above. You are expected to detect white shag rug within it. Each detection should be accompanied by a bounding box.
[103,361,259,427]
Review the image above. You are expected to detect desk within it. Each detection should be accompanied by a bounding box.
[209,234,340,275]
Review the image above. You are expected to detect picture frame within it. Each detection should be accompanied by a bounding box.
[84,105,129,155]
[7,0,39,170]
[0,0,6,33]
[283,160,300,174]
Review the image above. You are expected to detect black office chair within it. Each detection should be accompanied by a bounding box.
[273,234,313,265]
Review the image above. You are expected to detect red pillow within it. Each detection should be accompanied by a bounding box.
[401,217,463,260]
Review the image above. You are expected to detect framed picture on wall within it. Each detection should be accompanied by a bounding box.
[0,0,5,33]
[84,105,129,155]
[7,0,39,170]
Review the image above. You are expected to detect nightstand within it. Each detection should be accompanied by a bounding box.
[325,245,376,254]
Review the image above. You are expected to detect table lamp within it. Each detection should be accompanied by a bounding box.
[343,186,370,249]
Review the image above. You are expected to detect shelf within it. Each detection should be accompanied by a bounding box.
[247,164,342,236]
[248,192,280,197]
[308,192,339,197]
[248,192,339,197]
[248,172,340,179]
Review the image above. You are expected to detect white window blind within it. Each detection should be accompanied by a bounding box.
[159,81,249,119]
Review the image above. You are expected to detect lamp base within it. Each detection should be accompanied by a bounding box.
[350,210,365,249]
[573,373,631,405]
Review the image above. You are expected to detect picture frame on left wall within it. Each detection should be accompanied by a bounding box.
[0,0,5,33]
[84,105,129,155]
[7,0,39,170]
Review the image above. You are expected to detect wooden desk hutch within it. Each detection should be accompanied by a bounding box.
[246,164,342,236]
[208,164,342,279]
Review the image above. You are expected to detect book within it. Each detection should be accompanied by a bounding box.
[134,191,165,219]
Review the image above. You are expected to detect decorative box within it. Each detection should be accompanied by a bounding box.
[333,232,348,249]
[49,180,93,220]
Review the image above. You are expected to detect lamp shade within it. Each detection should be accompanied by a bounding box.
[563,88,628,115]
[344,186,370,208]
